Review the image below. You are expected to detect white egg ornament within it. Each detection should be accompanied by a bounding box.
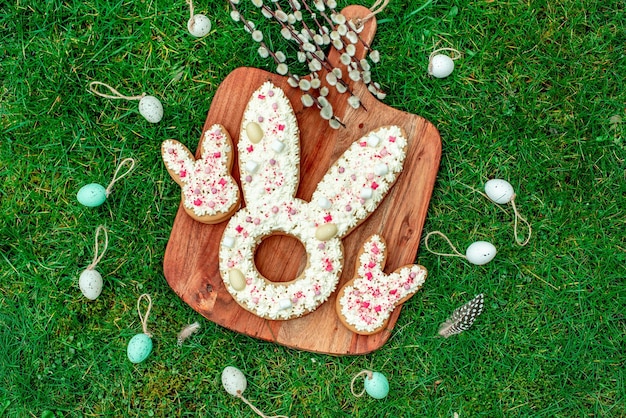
[188,14,211,37]
[428,53,455,78]
[138,95,163,123]
[485,179,515,204]
[465,241,497,265]
[221,366,248,397]
[79,268,103,300]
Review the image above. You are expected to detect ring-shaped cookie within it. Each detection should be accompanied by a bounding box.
[220,199,343,320]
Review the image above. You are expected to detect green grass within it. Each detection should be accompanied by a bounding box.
[1,0,625,416]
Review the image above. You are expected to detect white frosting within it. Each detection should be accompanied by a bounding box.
[219,82,409,320]
[162,125,239,219]
[338,235,427,333]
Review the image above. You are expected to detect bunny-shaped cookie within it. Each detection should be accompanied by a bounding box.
[161,125,240,224]
[219,81,410,320]
[336,234,427,334]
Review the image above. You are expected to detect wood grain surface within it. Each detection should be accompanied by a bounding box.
[162,5,441,355]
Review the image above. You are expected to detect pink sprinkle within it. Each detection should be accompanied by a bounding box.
[258,116,264,122]
[252,297,260,304]
[318,243,326,250]
[404,284,411,290]
[193,199,202,206]
[351,174,357,181]
[338,167,345,173]
[371,181,379,190]
[268,90,274,97]
[205,167,211,174]
[324,214,332,222]
[360,141,367,147]
[272,206,279,213]
[289,208,297,215]
[253,218,260,225]
[258,94,265,99]
[361,301,370,308]
[236,225,243,233]
[367,173,374,180]
[208,201,215,208]
[247,145,254,152]
[246,279,252,285]
[278,124,285,131]
[269,158,276,165]
[167,148,174,154]
[389,289,398,295]
[194,188,201,194]
[374,305,382,312]
[315,289,321,296]
[180,170,187,178]
[272,103,278,110]
[389,136,396,142]
[245,175,252,183]
[368,261,376,269]
[345,205,352,211]
[325,263,333,272]
[227,261,234,268]
[211,187,218,194]
[380,148,388,156]
[292,297,299,304]
[365,272,373,281]
[218,178,226,186]
[246,216,252,223]
[409,272,416,279]
[213,152,221,158]
[372,245,380,254]
[360,198,366,205]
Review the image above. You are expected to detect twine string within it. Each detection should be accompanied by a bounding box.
[423,231,466,259]
[237,393,289,418]
[89,81,145,101]
[105,158,136,197]
[350,370,374,398]
[429,47,463,61]
[187,0,195,20]
[87,225,109,270]
[353,0,389,28]
[511,195,532,246]
[137,294,153,337]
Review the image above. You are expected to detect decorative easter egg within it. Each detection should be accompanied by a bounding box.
[127,333,153,363]
[138,95,163,123]
[79,269,103,300]
[188,14,211,37]
[228,269,246,291]
[484,179,515,204]
[222,366,247,396]
[77,183,107,207]
[428,54,455,78]
[465,241,497,265]
[364,372,389,399]
[315,223,338,241]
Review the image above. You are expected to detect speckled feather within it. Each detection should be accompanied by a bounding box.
[438,294,485,338]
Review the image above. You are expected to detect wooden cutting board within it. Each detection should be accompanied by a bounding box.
[162,5,441,355]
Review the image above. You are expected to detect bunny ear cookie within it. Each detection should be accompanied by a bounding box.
[161,124,240,224]
[337,234,427,335]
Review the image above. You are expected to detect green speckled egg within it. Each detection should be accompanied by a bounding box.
[77,183,106,207]
[127,333,152,363]
[364,372,389,399]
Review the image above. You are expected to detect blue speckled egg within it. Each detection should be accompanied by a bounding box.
[127,333,152,363]
[364,372,389,399]
[77,183,107,207]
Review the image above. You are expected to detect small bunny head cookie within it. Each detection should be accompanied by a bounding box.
[219,81,410,321]
[162,124,240,224]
